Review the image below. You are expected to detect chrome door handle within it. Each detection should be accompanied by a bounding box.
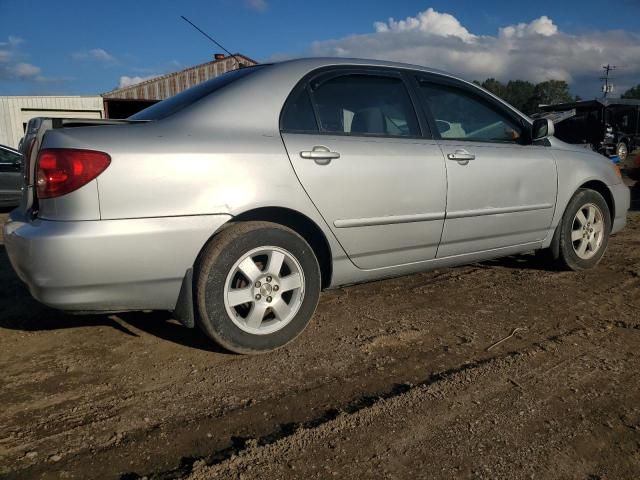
[300,146,340,161]
[447,150,475,161]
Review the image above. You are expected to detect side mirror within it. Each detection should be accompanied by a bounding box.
[531,118,554,141]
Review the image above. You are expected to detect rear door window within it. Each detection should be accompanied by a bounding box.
[308,73,420,138]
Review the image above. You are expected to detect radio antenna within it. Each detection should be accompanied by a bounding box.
[180,15,244,68]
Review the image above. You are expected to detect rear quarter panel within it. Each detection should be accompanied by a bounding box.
[92,124,327,223]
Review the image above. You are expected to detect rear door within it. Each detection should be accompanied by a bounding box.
[281,68,447,270]
[0,146,22,206]
[414,75,558,258]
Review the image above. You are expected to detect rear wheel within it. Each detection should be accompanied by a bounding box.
[195,221,321,354]
[556,189,611,271]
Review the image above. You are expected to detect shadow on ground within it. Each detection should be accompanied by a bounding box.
[0,206,16,214]
[0,244,228,354]
[479,252,557,271]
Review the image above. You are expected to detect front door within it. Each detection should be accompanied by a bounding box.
[281,69,447,270]
[415,77,558,258]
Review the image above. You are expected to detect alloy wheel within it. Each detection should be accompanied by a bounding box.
[223,246,305,335]
[617,143,628,161]
[571,203,605,260]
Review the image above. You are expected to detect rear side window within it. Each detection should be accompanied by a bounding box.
[281,87,318,132]
[309,74,420,137]
[130,66,264,121]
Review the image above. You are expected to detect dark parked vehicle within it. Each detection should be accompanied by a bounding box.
[539,99,640,162]
[0,144,22,207]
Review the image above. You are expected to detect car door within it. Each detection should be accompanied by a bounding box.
[280,68,447,270]
[0,146,22,206]
[413,76,558,258]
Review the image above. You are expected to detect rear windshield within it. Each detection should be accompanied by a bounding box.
[130,65,265,120]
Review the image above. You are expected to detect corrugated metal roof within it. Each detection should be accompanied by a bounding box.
[102,54,257,100]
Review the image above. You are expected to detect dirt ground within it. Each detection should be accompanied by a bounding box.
[1,183,639,480]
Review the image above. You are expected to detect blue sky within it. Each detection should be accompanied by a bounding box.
[1,0,639,97]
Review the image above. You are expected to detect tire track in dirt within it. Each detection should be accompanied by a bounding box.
[125,326,588,480]
[181,325,640,480]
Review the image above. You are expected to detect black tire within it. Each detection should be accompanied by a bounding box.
[194,221,321,354]
[556,189,611,271]
[616,141,629,162]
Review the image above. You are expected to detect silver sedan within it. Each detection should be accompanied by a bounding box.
[3,58,630,353]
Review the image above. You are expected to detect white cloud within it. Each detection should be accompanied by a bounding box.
[12,62,41,78]
[373,8,475,43]
[499,16,557,39]
[306,8,640,95]
[73,48,117,64]
[244,0,268,12]
[118,74,159,88]
[8,35,24,46]
[0,35,50,83]
[89,48,115,62]
[0,36,23,48]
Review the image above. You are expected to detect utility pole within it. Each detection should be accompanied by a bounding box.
[600,64,616,98]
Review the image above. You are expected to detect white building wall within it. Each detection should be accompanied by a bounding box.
[0,96,104,148]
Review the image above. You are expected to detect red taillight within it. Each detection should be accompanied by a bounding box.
[36,149,111,199]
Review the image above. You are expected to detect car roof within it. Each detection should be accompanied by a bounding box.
[163,56,532,129]
[272,57,453,78]
[264,57,530,122]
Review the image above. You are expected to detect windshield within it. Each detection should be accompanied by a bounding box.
[130,65,265,121]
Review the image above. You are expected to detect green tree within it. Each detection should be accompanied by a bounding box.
[524,80,573,114]
[503,80,535,113]
[534,80,573,105]
[476,78,575,115]
[480,78,506,99]
[622,84,640,99]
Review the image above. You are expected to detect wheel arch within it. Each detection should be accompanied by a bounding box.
[617,136,631,146]
[544,179,615,257]
[578,180,615,222]
[230,207,333,289]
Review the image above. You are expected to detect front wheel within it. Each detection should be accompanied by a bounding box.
[194,221,321,354]
[616,141,629,162]
[557,189,611,271]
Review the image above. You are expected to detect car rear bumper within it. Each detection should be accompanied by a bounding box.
[3,211,231,311]
[610,181,630,235]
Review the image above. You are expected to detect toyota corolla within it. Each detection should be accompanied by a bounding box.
[3,58,630,353]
